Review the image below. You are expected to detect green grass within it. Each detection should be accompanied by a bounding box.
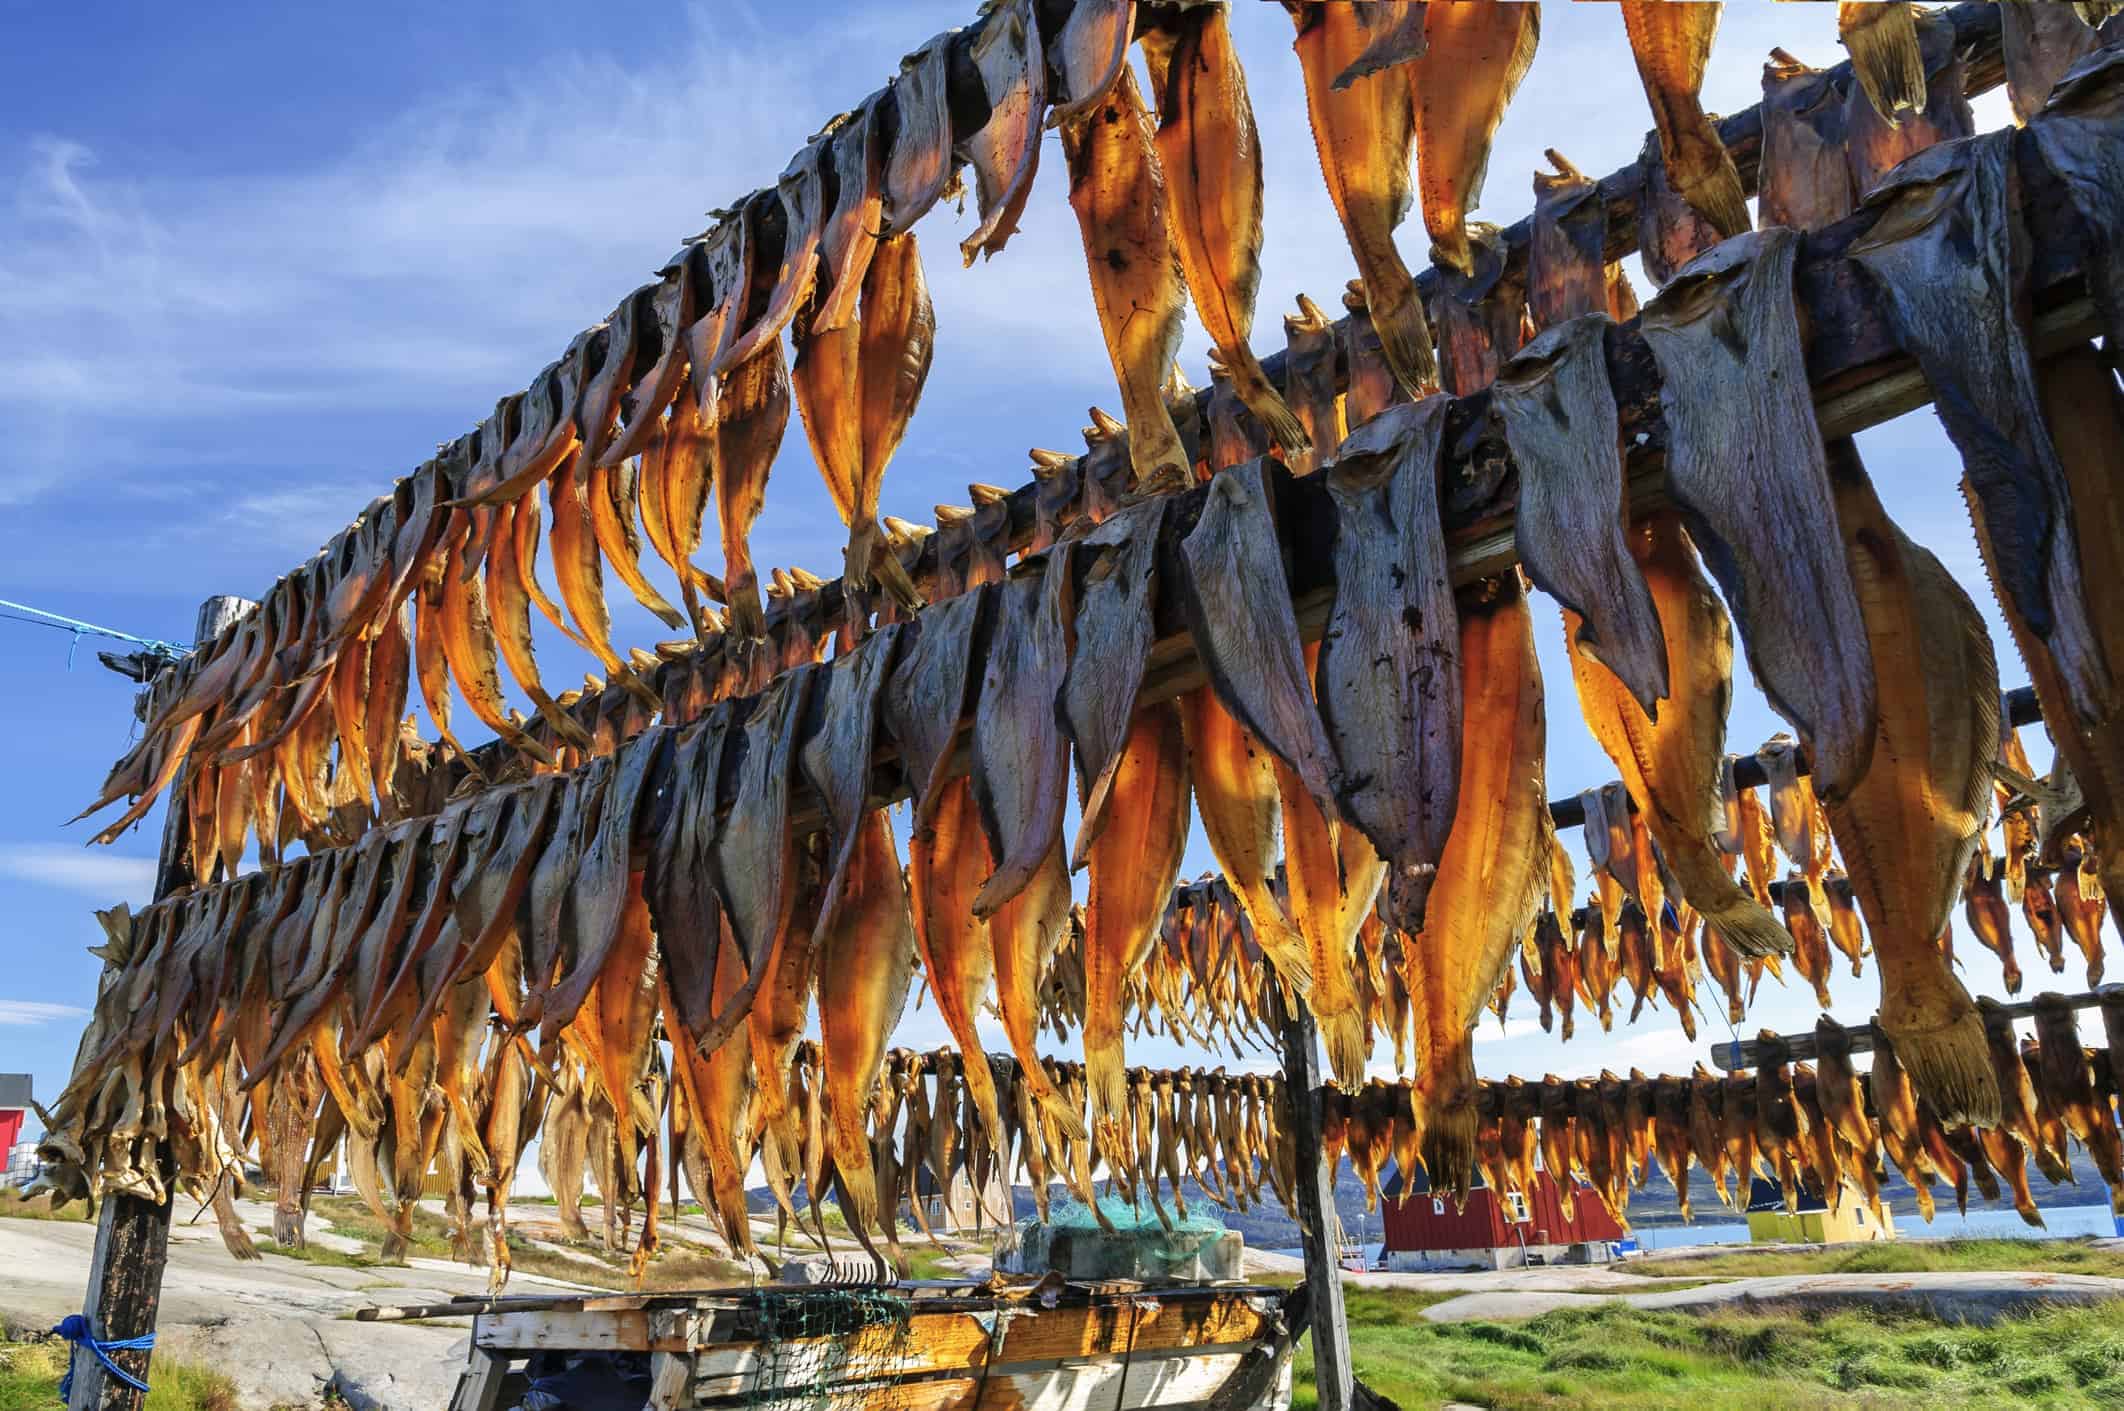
[1629,1237,2124,1282]
[0,1189,90,1223]
[0,1338,237,1410]
[1292,1292,2124,1410]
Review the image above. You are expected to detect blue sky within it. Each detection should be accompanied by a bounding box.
[0,3,2047,1122]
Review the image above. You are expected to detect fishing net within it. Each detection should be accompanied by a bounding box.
[741,1286,916,1409]
[1031,1194,1233,1277]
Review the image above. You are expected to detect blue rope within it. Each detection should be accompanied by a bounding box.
[50,1313,153,1400]
[0,598,192,672]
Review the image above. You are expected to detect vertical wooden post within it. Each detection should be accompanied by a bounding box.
[68,595,252,1411]
[1271,979,1353,1411]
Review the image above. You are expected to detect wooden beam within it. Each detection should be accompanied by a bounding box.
[1271,978,1352,1411]
[69,596,250,1411]
[1712,986,2124,1072]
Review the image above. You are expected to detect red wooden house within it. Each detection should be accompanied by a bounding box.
[1379,1166,1627,1271]
[0,1074,29,1180]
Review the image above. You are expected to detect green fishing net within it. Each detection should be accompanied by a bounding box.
[743,1286,914,1409]
[1029,1194,1231,1275]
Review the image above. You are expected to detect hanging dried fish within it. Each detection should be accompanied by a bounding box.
[1618,1,1749,240]
[1409,1,1542,276]
[1759,49,1857,232]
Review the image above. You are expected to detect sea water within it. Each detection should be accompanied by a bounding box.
[1631,1202,2120,1252]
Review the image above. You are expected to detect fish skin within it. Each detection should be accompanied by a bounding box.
[1821,439,2001,1128]
[1965,857,2023,993]
[1148,2,1307,459]
[1618,1,1749,241]
[1083,703,1191,1158]
[1526,151,1615,332]
[1048,0,1134,126]
[1759,49,1857,233]
[882,583,997,837]
[1823,871,1868,977]
[1339,281,1409,430]
[959,0,1045,266]
[543,728,671,1040]
[715,136,829,379]
[1565,512,1793,962]
[1282,294,1345,477]
[1060,499,1169,865]
[663,930,758,1260]
[796,625,904,944]
[1494,314,1668,715]
[1639,228,1877,802]
[507,494,591,654]
[1842,8,1974,198]
[971,557,1074,919]
[1839,1,1928,124]
[1405,572,1545,1203]
[2059,852,2109,987]
[1060,65,1193,495]
[550,451,653,705]
[714,667,815,976]
[1287,1,1437,398]
[1178,457,1341,826]
[744,841,824,1222]
[643,711,731,1044]
[814,98,886,335]
[882,34,959,235]
[522,756,612,1023]
[1851,131,2111,739]
[1315,398,1459,936]
[2030,49,2124,358]
[1408,0,1541,276]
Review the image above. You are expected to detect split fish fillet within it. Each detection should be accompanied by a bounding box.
[959,0,1045,266]
[881,583,996,836]
[1178,457,1341,830]
[1406,572,1545,1204]
[796,624,903,943]
[1566,512,1793,961]
[1060,65,1192,494]
[909,777,1006,1178]
[1618,1,1749,240]
[710,341,793,641]
[715,136,829,379]
[1821,439,2001,1128]
[644,712,731,1044]
[1060,499,1169,864]
[1408,1,1541,276]
[971,557,1073,918]
[1049,0,1135,126]
[715,668,813,980]
[1315,399,1460,935]
[1964,857,2021,994]
[1639,228,1877,801]
[813,99,884,336]
[1149,2,1307,458]
[1083,703,1190,1155]
[1493,313,1668,715]
[1181,687,1314,998]
[988,837,1086,1141]
[1288,1,1437,397]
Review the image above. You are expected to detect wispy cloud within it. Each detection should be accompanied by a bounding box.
[0,1000,87,1026]
[0,844,155,902]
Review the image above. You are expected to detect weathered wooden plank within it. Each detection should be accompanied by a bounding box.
[1714,985,2124,1071]
[475,1307,683,1353]
[1272,985,1350,1411]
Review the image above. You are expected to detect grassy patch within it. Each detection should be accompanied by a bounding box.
[1629,1238,2124,1282]
[0,1338,238,1411]
[1291,1291,2124,1410]
[0,1189,89,1223]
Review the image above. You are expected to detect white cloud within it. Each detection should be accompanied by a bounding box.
[0,1000,87,1027]
[0,844,155,902]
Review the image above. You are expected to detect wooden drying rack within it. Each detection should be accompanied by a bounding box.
[63,6,2083,1411]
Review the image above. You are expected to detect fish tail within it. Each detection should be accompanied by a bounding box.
[1418,1104,1480,1209]
[1704,899,1795,959]
[1226,354,1312,460]
[1318,1008,1370,1092]
[1370,287,1438,400]
[1885,1008,2001,1130]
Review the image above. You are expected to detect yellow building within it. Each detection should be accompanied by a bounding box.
[1745,1178,1897,1244]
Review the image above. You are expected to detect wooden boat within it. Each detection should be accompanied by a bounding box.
[379,1278,1296,1410]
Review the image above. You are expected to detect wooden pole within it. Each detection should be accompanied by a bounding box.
[68,595,251,1411]
[1272,978,1352,1411]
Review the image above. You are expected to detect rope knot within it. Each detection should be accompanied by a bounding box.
[49,1313,153,1401]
